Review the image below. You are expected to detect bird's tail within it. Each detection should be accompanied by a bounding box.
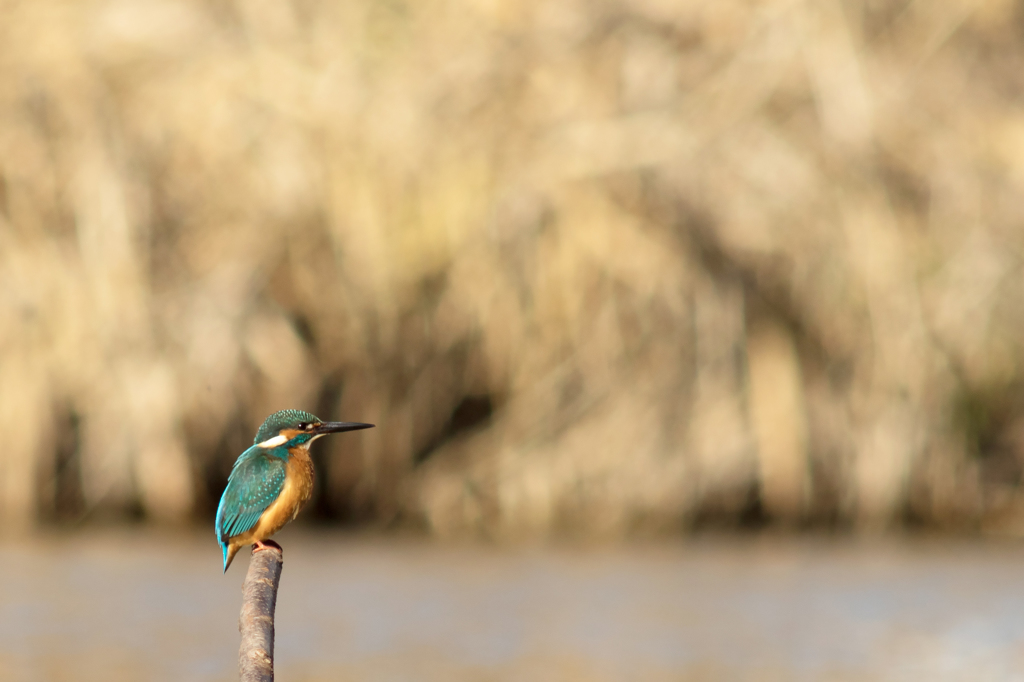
[221,542,239,573]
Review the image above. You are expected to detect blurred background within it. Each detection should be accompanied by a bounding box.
[4,0,1024,679]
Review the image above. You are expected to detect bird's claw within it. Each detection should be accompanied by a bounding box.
[251,540,282,554]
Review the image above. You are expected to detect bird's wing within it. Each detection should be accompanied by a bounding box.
[215,446,288,542]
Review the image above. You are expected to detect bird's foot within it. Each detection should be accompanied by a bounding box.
[251,540,282,554]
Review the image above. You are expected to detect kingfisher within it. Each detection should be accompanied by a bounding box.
[215,409,374,572]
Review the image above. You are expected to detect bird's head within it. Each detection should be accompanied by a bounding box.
[254,409,374,449]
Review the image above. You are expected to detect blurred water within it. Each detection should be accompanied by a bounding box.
[1,530,1023,681]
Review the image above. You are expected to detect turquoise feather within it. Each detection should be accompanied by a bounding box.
[215,445,288,570]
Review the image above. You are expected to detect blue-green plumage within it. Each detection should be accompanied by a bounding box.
[215,446,288,570]
[253,409,319,445]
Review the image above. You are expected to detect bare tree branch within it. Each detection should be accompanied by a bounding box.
[238,542,283,682]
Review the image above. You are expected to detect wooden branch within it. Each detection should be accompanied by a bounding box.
[238,541,283,682]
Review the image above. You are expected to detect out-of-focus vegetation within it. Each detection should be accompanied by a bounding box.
[2,0,1023,536]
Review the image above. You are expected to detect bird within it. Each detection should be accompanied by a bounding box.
[215,409,374,572]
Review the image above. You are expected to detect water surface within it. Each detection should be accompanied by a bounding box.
[1,530,1022,681]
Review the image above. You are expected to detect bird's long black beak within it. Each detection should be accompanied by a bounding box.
[312,421,375,435]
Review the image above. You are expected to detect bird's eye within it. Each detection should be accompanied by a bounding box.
[298,422,309,430]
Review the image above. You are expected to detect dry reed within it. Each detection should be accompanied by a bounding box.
[1,0,1022,536]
